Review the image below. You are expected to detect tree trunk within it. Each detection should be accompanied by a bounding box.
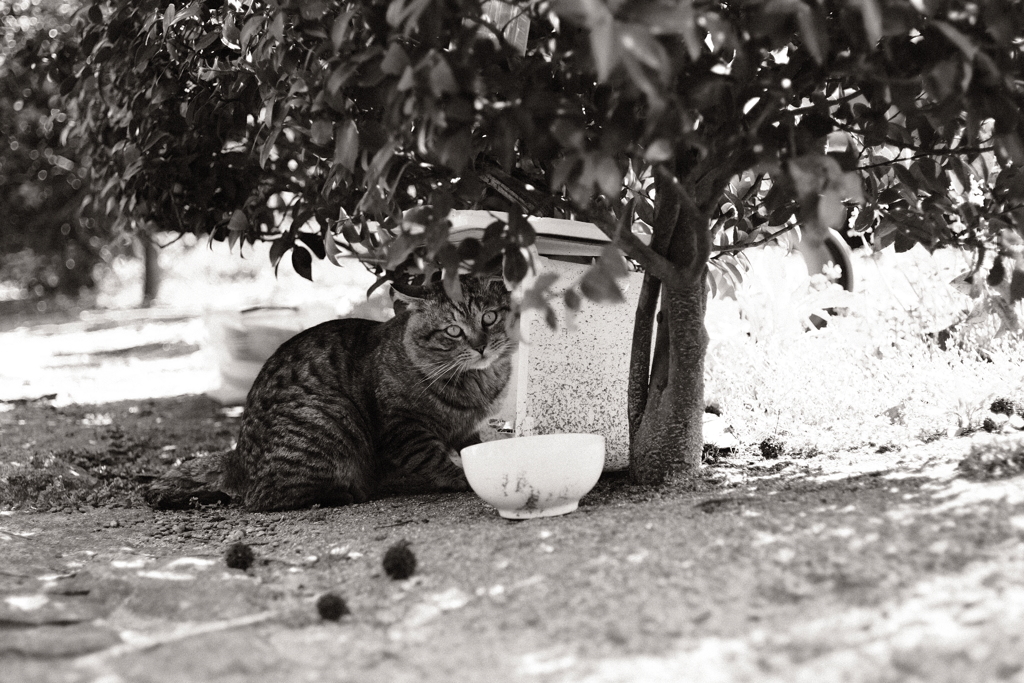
[141,233,161,308]
[628,274,708,484]
[627,172,712,484]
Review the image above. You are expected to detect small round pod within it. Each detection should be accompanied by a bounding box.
[316,592,350,621]
[382,540,417,580]
[224,542,255,570]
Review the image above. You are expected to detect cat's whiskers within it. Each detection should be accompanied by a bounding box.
[434,350,486,394]
[416,358,463,395]
[418,361,457,386]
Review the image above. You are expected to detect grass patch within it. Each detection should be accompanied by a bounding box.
[0,397,234,512]
[958,437,1024,481]
[705,246,1024,457]
[0,426,156,511]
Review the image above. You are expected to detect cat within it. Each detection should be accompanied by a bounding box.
[145,275,516,512]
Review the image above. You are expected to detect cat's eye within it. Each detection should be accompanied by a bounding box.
[444,325,464,338]
[481,310,498,326]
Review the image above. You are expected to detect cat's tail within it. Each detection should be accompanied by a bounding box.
[144,450,234,509]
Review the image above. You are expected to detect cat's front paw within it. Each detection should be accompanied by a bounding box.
[432,455,471,492]
[435,470,471,492]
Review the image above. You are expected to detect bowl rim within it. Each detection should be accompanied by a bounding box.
[461,432,605,460]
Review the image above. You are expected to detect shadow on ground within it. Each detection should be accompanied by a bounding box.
[2,395,1024,683]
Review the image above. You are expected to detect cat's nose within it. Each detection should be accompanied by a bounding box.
[470,339,487,354]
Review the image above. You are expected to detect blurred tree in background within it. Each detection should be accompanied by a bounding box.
[17,0,1024,480]
[0,0,112,304]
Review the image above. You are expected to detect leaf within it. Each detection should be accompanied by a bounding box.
[619,24,667,74]
[835,171,865,203]
[240,15,265,50]
[292,245,313,281]
[366,140,398,183]
[996,133,1024,166]
[893,231,917,253]
[334,120,359,171]
[1011,264,1024,302]
[817,190,847,230]
[88,4,103,23]
[987,257,1006,287]
[644,139,673,163]
[384,233,421,270]
[297,232,327,260]
[636,0,701,61]
[934,21,979,60]
[341,217,361,244]
[543,304,558,329]
[301,0,328,21]
[564,287,582,311]
[634,195,655,224]
[508,210,536,247]
[503,248,530,286]
[80,29,100,55]
[580,260,625,304]
[457,238,482,263]
[594,155,622,198]
[260,125,281,168]
[589,12,619,82]
[227,209,248,232]
[331,10,355,51]
[428,55,458,97]
[443,267,464,303]
[269,236,291,270]
[518,273,551,314]
[59,75,78,96]
[850,0,882,45]
[222,13,239,45]
[163,3,176,32]
[381,42,411,75]
[795,5,825,64]
[311,118,333,146]
[173,3,201,25]
[269,11,285,41]
[387,0,433,30]
[325,231,343,266]
[598,243,629,279]
[787,157,824,198]
[437,129,472,174]
[195,31,220,51]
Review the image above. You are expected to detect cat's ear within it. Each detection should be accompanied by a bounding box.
[390,285,424,315]
[389,273,432,314]
[477,271,510,293]
[389,277,429,300]
[487,274,513,294]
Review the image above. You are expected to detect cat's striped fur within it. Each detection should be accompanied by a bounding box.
[145,276,516,511]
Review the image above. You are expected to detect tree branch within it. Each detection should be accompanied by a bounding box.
[627,179,679,443]
[711,223,797,257]
[778,91,863,118]
[628,271,659,443]
[857,146,995,170]
[583,209,691,292]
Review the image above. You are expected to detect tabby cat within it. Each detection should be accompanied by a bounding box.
[145,276,516,512]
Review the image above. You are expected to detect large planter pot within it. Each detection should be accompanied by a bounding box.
[447,211,644,471]
[204,297,392,405]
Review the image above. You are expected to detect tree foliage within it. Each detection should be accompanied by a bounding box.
[25,0,1024,297]
[22,0,1024,478]
[0,0,110,297]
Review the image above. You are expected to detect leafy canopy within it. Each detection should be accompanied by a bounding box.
[24,0,1024,308]
[1,0,111,296]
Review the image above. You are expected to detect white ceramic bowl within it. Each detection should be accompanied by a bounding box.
[461,434,605,519]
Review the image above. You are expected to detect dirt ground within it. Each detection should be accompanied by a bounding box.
[2,310,1024,683]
